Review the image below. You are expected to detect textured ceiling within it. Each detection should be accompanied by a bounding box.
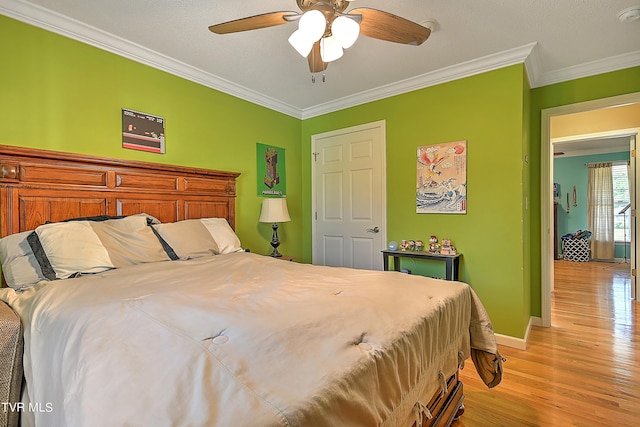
[2,0,640,118]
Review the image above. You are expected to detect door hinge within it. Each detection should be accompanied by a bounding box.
[632,149,636,158]
[632,209,636,217]
[312,152,319,162]
[633,269,637,277]
[315,211,317,220]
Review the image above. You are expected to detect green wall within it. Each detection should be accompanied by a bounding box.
[521,70,532,337]
[0,15,303,257]
[302,65,530,338]
[528,66,640,317]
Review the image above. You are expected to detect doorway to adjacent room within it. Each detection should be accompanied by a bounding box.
[541,92,640,327]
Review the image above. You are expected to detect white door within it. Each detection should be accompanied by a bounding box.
[312,121,386,270]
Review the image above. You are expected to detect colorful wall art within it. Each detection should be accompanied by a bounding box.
[416,140,467,214]
[257,142,287,196]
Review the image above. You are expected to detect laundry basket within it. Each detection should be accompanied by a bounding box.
[561,236,591,262]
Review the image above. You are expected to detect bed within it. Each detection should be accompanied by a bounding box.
[0,145,502,427]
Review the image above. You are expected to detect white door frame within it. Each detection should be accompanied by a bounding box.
[541,92,640,327]
[311,120,387,265]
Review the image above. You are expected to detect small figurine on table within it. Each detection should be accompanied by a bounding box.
[440,239,455,255]
[428,235,440,253]
[415,240,424,251]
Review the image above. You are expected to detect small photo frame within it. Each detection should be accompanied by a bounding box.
[122,108,165,154]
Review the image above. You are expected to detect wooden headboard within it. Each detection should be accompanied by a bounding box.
[0,145,240,236]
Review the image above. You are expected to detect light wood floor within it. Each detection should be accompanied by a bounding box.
[452,260,639,426]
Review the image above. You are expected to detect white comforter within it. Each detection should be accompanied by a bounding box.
[1,252,496,427]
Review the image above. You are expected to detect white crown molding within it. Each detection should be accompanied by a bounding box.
[302,43,538,119]
[0,0,303,119]
[3,0,638,119]
[536,50,640,88]
[523,42,543,88]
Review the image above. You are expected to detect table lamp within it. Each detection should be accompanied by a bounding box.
[259,197,291,257]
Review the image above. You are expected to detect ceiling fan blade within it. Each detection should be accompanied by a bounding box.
[307,41,328,73]
[350,8,431,46]
[209,11,298,34]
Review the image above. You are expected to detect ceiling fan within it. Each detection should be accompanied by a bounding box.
[208,0,432,81]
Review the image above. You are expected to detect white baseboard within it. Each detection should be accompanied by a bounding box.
[495,333,526,350]
[530,316,544,327]
[495,316,538,350]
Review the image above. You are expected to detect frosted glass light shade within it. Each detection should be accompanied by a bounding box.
[299,10,326,42]
[331,16,360,48]
[288,29,313,57]
[320,36,343,62]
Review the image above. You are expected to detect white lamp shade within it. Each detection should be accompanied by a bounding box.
[288,29,313,57]
[259,198,291,223]
[320,36,343,62]
[298,10,326,42]
[331,16,360,49]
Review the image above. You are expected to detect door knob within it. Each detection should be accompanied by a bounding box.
[366,226,380,233]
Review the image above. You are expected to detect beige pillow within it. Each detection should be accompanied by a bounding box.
[200,218,243,254]
[90,215,171,267]
[153,220,219,260]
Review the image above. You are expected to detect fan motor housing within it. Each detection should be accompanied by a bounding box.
[297,0,350,14]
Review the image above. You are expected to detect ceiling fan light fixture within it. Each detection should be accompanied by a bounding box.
[208,2,434,78]
[288,29,313,57]
[298,10,326,42]
[331,15,360,48]
[320,35,343,62]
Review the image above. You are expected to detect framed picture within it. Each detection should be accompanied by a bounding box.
[257,143,286,196]
[122,108,165,154]
[416,140,467,214]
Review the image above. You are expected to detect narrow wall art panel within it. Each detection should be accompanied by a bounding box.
[257,143,287,196]
[416,140,467,214]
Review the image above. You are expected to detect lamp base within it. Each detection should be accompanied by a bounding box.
[269,249,283,258]
[269,222,282,257]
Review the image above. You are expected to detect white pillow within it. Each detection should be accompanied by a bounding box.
[0,231,48,289]
[35,221,115,279]
[199,218,243,254]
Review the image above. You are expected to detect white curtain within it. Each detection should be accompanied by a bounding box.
[587,162,615,260]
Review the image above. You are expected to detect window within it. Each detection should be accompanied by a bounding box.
[612,163,630,242]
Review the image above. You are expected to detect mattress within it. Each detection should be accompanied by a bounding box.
[0,252,497,427]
